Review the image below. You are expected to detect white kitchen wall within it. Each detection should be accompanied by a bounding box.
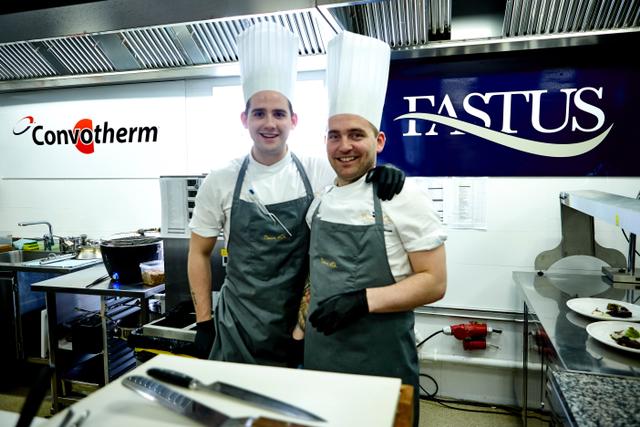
[1,75,638,312]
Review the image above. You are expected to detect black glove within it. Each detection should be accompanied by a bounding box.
[308,289,369,336]
[366,164,405,201]
[286,338,305,368]
[194,319,215,359]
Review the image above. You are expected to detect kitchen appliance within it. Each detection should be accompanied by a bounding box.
[100,236,162,284]
[147,368,325,422]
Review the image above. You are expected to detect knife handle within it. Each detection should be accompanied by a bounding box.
[249,417,311,427]
[147,368,193,388]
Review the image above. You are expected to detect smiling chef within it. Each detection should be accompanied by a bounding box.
[302,31,448,426]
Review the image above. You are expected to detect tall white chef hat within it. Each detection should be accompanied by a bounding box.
[326,31,391,129]
[237,21,299,104]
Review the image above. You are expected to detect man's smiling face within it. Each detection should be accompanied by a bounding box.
[241,90,297,165]
[326,114,385,186]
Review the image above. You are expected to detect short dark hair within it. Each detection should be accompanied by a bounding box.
[244,97,294,116]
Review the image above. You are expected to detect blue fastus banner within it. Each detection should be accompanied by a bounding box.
[379,48,639,176]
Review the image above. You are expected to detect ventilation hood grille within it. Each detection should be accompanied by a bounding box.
[503,0,640,36]
[319,0,639,45]
[0,0,638,91]
[0,10,329,82]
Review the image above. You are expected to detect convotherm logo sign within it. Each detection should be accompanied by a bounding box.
[12,116,159,154]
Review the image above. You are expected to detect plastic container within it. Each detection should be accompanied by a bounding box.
[140,259,165,286]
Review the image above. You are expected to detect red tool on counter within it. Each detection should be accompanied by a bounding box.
[442,321,502,350]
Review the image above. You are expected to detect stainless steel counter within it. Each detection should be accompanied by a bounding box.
[515,271,640,426]
[31,265,165,412]
[31,264,164,297]
[515,271,639,377]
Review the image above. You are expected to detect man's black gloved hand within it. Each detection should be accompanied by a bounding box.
[366,164,405,201]
[194,319,215,359]
[308,289,369,335]
[286,338,305,368]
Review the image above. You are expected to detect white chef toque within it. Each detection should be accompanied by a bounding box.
[326,31,391,129]
[237,21,299,104]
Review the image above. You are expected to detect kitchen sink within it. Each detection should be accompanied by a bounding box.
[0,250,61,264]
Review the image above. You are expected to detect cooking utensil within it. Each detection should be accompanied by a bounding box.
[100,236,162,283]
[123,375,311,427]
[85,274,111,288]
[76,246,101,259]
[38,253,76,265]
[147,368,325,422]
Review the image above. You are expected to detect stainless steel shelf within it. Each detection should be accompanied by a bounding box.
[561,190,640,235]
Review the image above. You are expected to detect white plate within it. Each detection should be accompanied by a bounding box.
[566,297,640,321]
[586,321,640,355]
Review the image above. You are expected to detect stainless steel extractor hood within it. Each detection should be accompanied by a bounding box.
[0,0,639,93]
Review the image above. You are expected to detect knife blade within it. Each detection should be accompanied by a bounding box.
[147,368,325,422]
[123,375,312,427]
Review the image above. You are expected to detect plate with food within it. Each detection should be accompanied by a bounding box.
[565,298,640,321]
[586,321,640,354]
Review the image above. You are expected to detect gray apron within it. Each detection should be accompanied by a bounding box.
[304,183,420,425]
[211,153,313,366]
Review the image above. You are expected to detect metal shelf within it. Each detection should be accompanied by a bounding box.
[561,190,640,235]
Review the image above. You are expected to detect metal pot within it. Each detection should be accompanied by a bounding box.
[76,246,102,259]
[100,236,162,283]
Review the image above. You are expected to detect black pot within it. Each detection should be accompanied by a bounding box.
[100,236,162,284]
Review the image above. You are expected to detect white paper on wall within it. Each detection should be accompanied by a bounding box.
[0,81,188,178]
[445,177,488,229]
[412,177,487,229]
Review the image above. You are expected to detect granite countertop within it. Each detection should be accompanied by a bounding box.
[551,370,640,427]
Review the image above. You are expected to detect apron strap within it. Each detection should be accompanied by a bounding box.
[232,156,250,203]
[290,152,314,198]
[371,181,383,226]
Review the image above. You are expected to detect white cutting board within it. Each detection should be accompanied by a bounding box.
[42,354,401,427]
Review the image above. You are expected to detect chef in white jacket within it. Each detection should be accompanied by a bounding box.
[304,31,448,426]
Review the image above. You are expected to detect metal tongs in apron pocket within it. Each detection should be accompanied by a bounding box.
[248,189,292,237]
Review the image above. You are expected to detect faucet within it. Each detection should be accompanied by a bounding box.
[18,221,54,250]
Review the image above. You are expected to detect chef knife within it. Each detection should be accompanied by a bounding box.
[147,368,325,422]
[123,375,311,427]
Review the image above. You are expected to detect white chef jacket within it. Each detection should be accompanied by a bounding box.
[306,175,447,281]
[190,150,335,240]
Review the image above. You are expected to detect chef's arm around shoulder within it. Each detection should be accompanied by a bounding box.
[188,232,217,322]
[366,244,447,313]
